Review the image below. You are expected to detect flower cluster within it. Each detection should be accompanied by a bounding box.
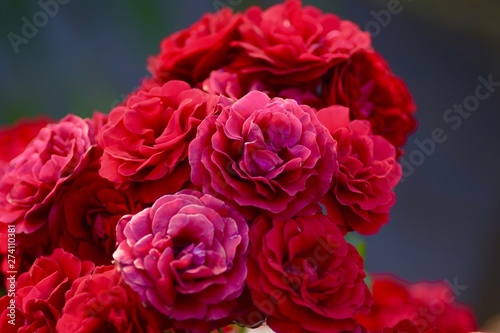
[0,1,477,333]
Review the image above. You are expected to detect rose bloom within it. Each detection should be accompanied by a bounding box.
[317,106,401,235]
[189,91,336,219]
[113,190,249,333]
[0,114,96,234]
[0,116,51,176]
[57,265,169,333]
[231,0,370,88]
[0,249,94,333]
[99,80,223,203]
[356,275,478,333]
[323,49,417,150]
[148,8,242,84]
[245,214,372,333]
[49,149,143,266]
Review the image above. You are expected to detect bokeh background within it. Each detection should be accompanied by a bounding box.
[1,0,499,328]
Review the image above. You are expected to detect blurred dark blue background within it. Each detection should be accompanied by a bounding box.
[1,0,499,327]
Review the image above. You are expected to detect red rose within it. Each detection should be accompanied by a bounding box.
[98,80,223,203]
[113,190,249,333]
[57,265,169,333]
[245,214,372,333]
[317,106,401,235]
[0,249,94,333]
[189,91,336,219]
[0,114,96,233]
[148,8,242,84]
[356,275,478,333]
[49,149,143,266]
[323,49,417,150]
[231,0,370,87]
[0,117,51,177]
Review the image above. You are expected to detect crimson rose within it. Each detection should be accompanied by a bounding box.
[99,80,222,203]
[0,249,94,333]
[323,49,417,150]
[148,8,242,84]
[57,265,169,333]
[231,0,370,87]
[113,190,249,333]
[245,214,372,333]
[317,106,401,234]
[189,91,336,219]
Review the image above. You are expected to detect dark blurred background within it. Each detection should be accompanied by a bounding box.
[0,0,499,328]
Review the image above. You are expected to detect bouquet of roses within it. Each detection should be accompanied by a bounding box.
[0,1,479,332]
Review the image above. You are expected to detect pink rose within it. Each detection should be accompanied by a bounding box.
[113,190,249,332]
[317,106,401,235]
[57,265,169,333]
[189,91,336,219]
[323,49,417,151]
[0,249,94,333]
[245,214,372,333]
[148,8,242,84]
[231,0,370,87]
[0,114,96,233]
[98,80,222,203]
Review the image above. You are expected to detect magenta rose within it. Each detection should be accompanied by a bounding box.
[148,8,242,84]
[98,80,223,203]
[231,0,370,87]
[57,265,169,333]
[317,106,401,235]
[323,49,417,151]
[189,91,336,219]
[49,150,143,266]
[0,249,94,333]
[113,190,249,332]
[0,114,96,234]
[245,214,372,333]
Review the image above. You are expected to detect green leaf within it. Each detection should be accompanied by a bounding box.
[344,233,366,259]
[364,273,373,291]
